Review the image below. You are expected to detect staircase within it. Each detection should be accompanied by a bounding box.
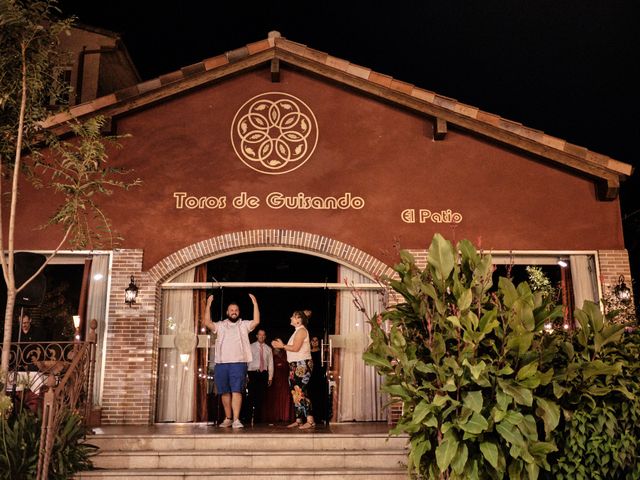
[75,424,408,479]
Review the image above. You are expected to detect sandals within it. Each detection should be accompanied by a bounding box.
[299,421,315,430]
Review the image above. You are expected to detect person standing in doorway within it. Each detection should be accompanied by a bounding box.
[272,310,315,429]
[245,329,273,424]
[202,294,260,429]
[15,313,39,343]
[264,342,294,424]
[15,312,41,372]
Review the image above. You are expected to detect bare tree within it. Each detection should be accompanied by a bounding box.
[0,0,139,386]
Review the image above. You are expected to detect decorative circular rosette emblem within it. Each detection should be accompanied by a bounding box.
[231,92,319,175]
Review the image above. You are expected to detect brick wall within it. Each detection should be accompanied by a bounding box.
[100,230,394,425]
[101,249,158,424]
[598,249,635,307]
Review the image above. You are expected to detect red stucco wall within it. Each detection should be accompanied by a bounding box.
[15,65,624,269]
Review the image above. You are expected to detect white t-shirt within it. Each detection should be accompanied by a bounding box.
[214,319,254,363]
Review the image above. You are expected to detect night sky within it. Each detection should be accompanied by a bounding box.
[56,1,640,280]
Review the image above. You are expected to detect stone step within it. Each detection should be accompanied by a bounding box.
[92,448,407,470]
[75,467,408,479]
[89,432,408,452]
[79,424,408,479]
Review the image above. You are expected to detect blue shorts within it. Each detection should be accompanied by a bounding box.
[214,362,247,394]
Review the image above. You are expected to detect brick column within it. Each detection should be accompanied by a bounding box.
[598,249,635,308]
[101,249,158,424]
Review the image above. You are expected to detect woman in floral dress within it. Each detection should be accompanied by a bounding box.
[271,311,315,429]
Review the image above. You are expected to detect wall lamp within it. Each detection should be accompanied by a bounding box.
[557,258,568,268]
[614,275,631,304]
[73,315,81,341]
[124,275,139,307]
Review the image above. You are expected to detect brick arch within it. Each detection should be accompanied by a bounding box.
[148,229,393,284]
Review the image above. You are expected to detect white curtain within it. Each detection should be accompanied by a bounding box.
[86,254,109,404]
[156,269,196,422]
[337,266,386,421]
[570,255,599,310]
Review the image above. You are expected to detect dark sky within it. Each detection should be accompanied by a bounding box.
[57,1,640,247]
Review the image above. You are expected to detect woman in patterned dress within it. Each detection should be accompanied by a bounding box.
[271,311,315,429]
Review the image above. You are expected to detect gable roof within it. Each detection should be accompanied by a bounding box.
[44,31,632,200]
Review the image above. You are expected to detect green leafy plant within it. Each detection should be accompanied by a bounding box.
[364,234,563,479]
[0,406,97,479]
[0,407,40,479]
[49,409,98,479]
[548,303,640,479]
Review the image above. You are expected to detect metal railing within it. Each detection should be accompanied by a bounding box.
[1,320,97,480]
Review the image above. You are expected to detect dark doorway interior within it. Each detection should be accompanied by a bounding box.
[0,264,83,341]
[205,251,339,343]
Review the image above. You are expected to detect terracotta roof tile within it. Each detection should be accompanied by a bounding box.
[43,111,71,128]
[476,111,501,126]
[564,142,588,159]
[325,55,350,72]
[607,158,634,176]
[433,95,458,110]
[585,150,608,166]
[540,135,566,151]
[181,62,206,77]
[346,63,371,80]
[390,79,414,95]
[369,72,393,88]
[69,102,96,117]
[114,85,140,101]
[297,47,327,64]
[517,127,544,143]
[498,118,524,134]
[203,55,229,70]
[138,78,162,94]
[226,47,249,63]
[279,39,308,56]
[91,93,117,109]
[247,39,271,55]
[453,103,479,118]
[411,88,436,103]
[159,70,184,85]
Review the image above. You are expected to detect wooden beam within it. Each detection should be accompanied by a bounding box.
[271,58,280,82]
[434,117,447,140]
[99,116,114,135]
[599,177,620,201]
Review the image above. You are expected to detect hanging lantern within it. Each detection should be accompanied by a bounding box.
[124,275,139,306]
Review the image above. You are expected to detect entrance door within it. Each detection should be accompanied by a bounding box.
[155,250,384,423]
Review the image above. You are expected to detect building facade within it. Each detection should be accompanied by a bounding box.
[15,32,633,424]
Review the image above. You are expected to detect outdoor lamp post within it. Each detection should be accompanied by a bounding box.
[614,275,631,304]
[124,275,139,306]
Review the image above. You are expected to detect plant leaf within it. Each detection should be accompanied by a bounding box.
[463,391,483,413]
[480,441,500,470]
[435,433,459,472]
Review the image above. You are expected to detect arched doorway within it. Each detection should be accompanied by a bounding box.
[154,249,387,425]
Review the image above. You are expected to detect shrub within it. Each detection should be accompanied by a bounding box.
[0,405,97,480]
[364,234,564,479]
